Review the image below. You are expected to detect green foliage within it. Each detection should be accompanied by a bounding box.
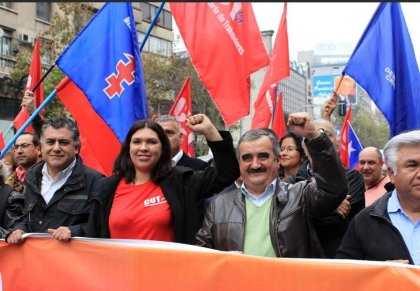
[352,105,390,149]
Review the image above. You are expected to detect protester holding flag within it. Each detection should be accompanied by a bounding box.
[87,114,239,245]
[12,38,44,134]
[156,115,208,170]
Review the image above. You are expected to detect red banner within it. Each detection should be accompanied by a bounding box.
[169,77,195,157]
[251,3,289,136]
[13,38,44,132]
[1,237,419,291]
[171,3,269,126]
[339,104,352,168]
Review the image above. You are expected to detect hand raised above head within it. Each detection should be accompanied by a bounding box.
[21,90,36,114]
[287,112,320,140]
[322,92,338,121]
[186,114,222,141]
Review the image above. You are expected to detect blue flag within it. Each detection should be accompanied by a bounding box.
[348,123,363,169]
[56,2,148,142]
[343,3,420,137]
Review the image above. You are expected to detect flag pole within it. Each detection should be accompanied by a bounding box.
[4,63,56,137]
[270,90,280,127]
[31,63,56,93]
[3,123,14,137]
[139,2,166,52]
[332,74,345,100]
[0,89,57,159]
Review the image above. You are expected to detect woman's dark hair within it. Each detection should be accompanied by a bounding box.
[279,131,306,161]
[113,120,172,183]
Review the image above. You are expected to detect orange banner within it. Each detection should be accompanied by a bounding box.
[1,236,419,291]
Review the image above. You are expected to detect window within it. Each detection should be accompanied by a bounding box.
[144,35,172,57]
[0,2,12,9]
[162,10,172,29]
[140,2,151,20]
[0,29,12,56]
[36,2,51,22]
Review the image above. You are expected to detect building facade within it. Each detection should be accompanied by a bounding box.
[298,46,372,120]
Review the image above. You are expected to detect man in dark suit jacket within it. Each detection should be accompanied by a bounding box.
[156,115,209,170]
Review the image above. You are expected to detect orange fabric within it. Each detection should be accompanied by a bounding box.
[0,237,419,291]
[169,77,195,157]
[251,3,289,131]
[170,3,269,125]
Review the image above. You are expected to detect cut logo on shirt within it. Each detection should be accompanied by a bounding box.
[144,195,167,207]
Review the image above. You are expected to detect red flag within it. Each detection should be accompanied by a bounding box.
[55,77,121,176]
[272,93,287,139]
[13,37,44,132]
[170,3,269,126]
[0,131,5,152]
[169,77,195,157]
[251,3,290,130]
[339,104,353,168]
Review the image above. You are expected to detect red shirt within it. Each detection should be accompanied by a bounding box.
[109,179,174,241]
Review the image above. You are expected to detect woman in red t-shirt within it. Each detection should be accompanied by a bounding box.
[87,114,240,244]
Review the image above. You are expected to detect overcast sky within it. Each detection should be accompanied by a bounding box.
[174,2,420,65]
[252,2,420,63]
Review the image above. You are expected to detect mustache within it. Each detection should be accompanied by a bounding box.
[247,167,267,174]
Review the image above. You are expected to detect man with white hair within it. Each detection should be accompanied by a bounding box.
[336,129,420,265]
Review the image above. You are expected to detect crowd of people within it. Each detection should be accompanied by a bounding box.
[0,90,419,266]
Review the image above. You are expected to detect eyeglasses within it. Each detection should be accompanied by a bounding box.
[12,143,34,150]
[280,146,297,153]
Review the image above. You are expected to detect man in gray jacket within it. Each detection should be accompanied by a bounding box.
[196,112,348,258]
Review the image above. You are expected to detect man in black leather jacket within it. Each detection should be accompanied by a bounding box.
[196,112,348,258]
